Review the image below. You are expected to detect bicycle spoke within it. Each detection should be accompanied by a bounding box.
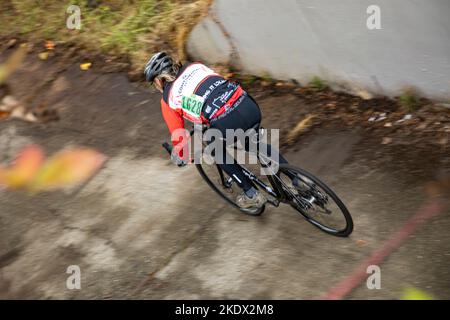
[277,166,353,236]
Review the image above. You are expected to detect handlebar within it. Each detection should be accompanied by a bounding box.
[162,142,173,155]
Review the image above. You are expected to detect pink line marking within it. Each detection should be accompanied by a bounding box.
[321,200,444,300]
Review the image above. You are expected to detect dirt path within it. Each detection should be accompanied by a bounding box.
[0,53,449,299]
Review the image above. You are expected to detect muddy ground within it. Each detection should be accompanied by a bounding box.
[0,47,449,299]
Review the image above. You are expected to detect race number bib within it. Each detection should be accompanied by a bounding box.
[181,94,204,118]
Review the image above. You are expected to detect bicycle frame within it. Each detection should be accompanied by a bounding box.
[163,125,354,237]
[164,124,291,207]
[213,146,289,208]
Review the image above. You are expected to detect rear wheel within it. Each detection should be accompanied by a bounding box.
[277,164,353,237]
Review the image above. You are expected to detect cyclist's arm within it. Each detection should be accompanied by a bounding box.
[161,98,189,160]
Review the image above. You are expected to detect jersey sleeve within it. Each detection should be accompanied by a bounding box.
[160,98,188,147]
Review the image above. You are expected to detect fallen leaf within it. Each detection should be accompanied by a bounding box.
[0,145,44,189]
[38,52,49,60]
[6,39,17,48]
[356,239,367,247]
[355,89,373,100]
[0,44,27,85]
[384,122,392,127]
[1,95,20,111]
[404,114,413,120]
[382,137,392,145]
[0,110,10,120]
[29,148,105,192]
[10,105,37,122]
[80,63,92,71]
[286,115,315,144]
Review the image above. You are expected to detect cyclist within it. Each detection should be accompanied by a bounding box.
[144,52,290,210]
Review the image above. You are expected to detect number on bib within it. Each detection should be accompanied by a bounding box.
[181,94,204,118]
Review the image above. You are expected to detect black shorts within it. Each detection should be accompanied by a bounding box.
[209,94,262,137]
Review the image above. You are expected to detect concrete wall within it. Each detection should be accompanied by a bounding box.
[187,0,450,101]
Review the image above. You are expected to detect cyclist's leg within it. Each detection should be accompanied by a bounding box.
[209,94,262,195]
[242,95,297,181]
[237,95,292,176]
[214,141,255,193]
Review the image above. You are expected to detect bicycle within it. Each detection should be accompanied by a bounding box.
[163,124,353,237]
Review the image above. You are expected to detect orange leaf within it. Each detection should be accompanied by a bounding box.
[30,148,105,191]
[0,145,44,188]
[0,110,10,120]
[45,40,55,50]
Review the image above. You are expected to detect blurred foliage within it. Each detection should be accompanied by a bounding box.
[399,89,421,113]
[310,76,328,91]
[0,0,212,69]
[402,287,434,300]
[0,145,106,193]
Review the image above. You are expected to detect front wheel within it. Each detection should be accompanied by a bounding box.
[277,164,353,237]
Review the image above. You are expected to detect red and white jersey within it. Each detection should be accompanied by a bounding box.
[160,62,244,147]
[167,63,218,123]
